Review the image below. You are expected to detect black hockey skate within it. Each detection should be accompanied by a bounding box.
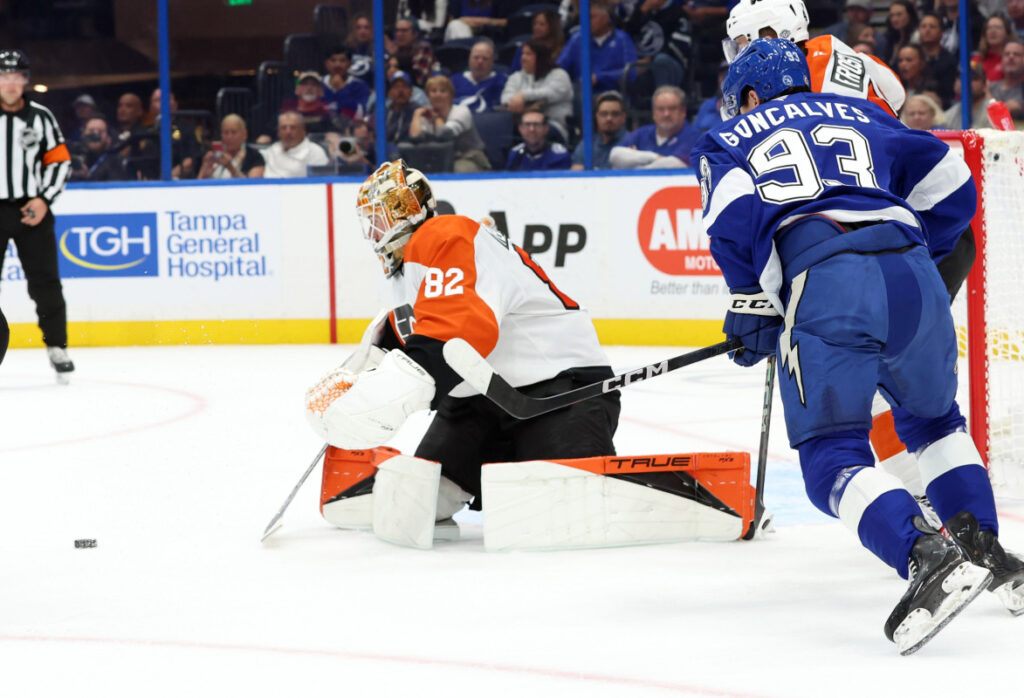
[884,517,992,655]
[946,510,1024,616]
[47,346,74,384]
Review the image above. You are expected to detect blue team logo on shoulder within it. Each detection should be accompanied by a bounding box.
[55,213,158,278]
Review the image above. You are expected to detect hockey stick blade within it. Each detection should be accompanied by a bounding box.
[261,443,328,543]
[443,337,743,420]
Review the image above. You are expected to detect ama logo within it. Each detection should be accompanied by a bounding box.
[637,186,719,276]
[55,213,158,278]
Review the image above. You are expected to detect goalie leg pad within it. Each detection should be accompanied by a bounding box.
[372,456,470,549]
[319,446,400,530]
[480,453,752,552]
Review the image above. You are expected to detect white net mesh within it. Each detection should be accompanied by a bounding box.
[948,129,1024,496]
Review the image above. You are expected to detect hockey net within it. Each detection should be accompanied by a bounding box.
[936,129,1024,497]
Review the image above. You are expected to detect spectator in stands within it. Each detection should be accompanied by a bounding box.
[558,2,638,93]
[409,75,491,172]
[198,114,264,179]
[501,40,573,143]
[975,15,1013,83]
[367,57,430,114]
[280,71,339,134]
[682,0,728,27]
[114,92,157,180]
[452,38,507,113]
[900,94,943,130]
[991,40,1024,122]
[323,46,370,121]
[329,119,383,172]
[845,23,882,59]
[942,65,991,130]
[692,60,728,134]
[262,111,328,178]
[398,0,449,41]
[935,0,983,54]
[444,0,513,41]
[386,17,435,87]
[148,88,203,179]
[917,13,958,107]
[1011,0,1024,42]
[896,44,945,108]
[883,1,919,67]
[509,9,565,72]
[66,93,99,147]
[620,0,691,89]
[348,13,375,83]
[571,91,627,170]
[506,107,572,171]
[609,85,697,169]
[116,92,145,140]
[70,116,127,182]
[820,0,872,42]
[385,71,418,144]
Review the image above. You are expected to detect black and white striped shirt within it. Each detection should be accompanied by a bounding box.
[0,100,71,204]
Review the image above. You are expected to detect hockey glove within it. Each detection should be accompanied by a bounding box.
[724,287,782,367]
[307,349,436,449]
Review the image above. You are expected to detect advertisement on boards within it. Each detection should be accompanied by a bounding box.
[2,184,288,323]
[332,174,728,322]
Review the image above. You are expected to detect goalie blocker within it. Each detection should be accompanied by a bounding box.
[320,447,755,551]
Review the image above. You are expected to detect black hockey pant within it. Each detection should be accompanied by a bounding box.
[415,367,621,510]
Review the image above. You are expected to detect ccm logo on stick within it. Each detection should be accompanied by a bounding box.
[602,362,668,392]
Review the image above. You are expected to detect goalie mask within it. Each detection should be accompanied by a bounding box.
[723,0,810,63]
[356,160,436,277]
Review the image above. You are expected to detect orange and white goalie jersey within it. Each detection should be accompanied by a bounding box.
[382,214,609,398]
[805,35,904,118]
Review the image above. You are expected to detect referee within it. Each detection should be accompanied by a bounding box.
[0,49,74,379]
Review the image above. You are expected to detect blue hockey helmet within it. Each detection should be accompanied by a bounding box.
[720,37,810,119]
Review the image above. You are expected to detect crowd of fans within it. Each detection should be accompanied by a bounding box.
[61,0,1024,181]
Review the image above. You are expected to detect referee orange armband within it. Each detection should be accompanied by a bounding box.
[43,143,71,165]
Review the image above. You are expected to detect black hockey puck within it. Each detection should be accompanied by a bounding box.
[74,538,97,548]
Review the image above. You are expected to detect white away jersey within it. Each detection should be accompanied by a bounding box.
[383,214,609,397]
[805,35,905,117]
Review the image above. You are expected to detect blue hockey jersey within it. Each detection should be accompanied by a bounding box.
[452,71,507,113]
[691,91,975,311]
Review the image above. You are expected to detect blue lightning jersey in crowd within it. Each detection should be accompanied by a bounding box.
[452,71,507,113]
[691,91,975,309]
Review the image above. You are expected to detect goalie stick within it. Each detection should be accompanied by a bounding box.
[442,337,743,420]
[261,443,328,542]
[743,355,775,540]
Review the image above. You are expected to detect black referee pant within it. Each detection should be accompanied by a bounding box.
[0,200,67,348]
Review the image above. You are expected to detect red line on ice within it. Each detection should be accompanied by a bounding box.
[0,633,769,698]
[0,379,206,453]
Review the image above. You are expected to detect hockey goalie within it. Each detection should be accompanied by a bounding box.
[304,160,755,550]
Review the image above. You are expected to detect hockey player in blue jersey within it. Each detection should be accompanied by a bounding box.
[692,38,1024,655]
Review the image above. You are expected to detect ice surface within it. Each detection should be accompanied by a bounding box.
[1,344,1022,697]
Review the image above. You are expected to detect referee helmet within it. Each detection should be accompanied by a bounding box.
[0,49,29,79]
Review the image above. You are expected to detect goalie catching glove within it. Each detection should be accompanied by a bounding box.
[724,287,782,367]
[305,349,435,449]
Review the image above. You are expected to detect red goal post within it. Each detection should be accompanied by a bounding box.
[934,128,1024,495]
